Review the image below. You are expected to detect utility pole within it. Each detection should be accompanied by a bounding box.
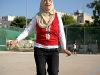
[83,3,85,52]
[83,3,85,13]
[26,0,28,27]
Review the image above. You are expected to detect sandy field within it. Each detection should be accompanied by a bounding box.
[0,51,100,75]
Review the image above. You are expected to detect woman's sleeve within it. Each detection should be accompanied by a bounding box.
[17,16,36,42]
[57,13,66,50]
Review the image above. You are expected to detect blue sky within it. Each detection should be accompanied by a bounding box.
[0,0,93,19]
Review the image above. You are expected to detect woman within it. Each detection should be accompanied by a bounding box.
[10,0,71,75]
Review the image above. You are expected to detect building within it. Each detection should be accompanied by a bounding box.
[1,10,93,26]
[58,10,93,24]
[0,18,2,24]
[74,10,93,24]
[1,15,15,26]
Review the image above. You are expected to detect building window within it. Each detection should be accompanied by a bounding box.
[80,20,81,23]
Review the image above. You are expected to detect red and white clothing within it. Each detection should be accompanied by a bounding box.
[17,13,66,50]
[73,44,76,49]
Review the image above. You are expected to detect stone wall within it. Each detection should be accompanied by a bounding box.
[6,40,99,53]
[6,40,34,52]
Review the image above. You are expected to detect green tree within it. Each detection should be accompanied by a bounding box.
[87,0,100,26]
[62,14,76,26]
[83,20,93,27]
[11,16,30,28]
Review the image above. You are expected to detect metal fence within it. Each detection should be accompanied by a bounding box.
[0,25,23,50]
[0,25,100,53]
[0,25,35,51]
[64,27,100,53]
[0,29,6,51]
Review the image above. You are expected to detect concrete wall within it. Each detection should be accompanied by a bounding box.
[6,40,34,52]
[67,44,98,53]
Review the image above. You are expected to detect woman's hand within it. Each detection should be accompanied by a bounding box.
[10,39,18,49]
[64,49,71,56]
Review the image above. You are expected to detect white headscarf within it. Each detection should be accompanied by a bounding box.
[36,0,56,28]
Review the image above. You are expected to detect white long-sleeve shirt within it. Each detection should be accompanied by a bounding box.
[17,13,66,50]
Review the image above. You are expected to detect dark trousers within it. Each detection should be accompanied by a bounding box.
[34,47,59,75]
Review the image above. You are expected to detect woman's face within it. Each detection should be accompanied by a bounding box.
[42,0,52,11]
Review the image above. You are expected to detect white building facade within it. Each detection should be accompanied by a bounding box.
[1,15,15,25]
[58,10,93,24]
[0,18,2,24]
[74,10,93,24]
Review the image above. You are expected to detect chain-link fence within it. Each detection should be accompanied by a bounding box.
[64,27,100,54]
[0,25,36,51]
[0,25,100,53]
[0,29,6,51]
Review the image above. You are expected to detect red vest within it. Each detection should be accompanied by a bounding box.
[36,13,59,46]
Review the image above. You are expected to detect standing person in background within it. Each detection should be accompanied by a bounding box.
[10,0,71,75]
[73,41,77,55]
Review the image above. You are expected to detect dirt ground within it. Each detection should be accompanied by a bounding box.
[0,51,100,75]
